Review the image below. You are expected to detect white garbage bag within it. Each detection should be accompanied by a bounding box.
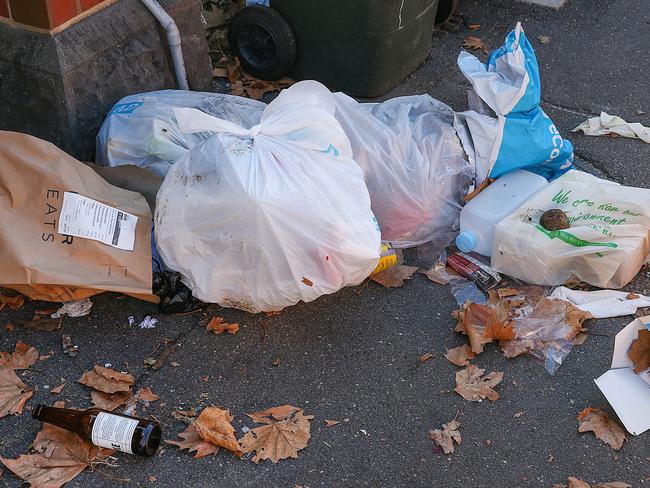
[333,93,473,248]
[154,81,381,312]
[96,90,266,178]
[492,170,650,289]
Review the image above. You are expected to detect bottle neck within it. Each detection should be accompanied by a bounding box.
[33,405,91,436]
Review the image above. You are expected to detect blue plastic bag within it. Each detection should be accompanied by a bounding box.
[457,22,573,181]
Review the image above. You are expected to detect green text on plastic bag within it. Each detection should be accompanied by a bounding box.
[535,225,618,249]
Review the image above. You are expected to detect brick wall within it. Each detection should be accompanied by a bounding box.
[0,0,108,29]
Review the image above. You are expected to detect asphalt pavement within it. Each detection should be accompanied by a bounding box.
[1,0,649,486]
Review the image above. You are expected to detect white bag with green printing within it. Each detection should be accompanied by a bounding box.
[492,170,650,288]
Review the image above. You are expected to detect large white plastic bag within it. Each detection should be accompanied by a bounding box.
[492,170,650,288]
[333,93,472,248]
[457,22,574,183]
[154,81,381,312]
[96,90,266,178]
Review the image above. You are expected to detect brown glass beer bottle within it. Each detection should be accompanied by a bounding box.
[32,404,162,457]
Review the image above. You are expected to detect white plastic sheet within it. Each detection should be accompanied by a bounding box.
[155,81,381,312]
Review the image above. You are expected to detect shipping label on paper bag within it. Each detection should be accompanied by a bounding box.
[58,192,138,251]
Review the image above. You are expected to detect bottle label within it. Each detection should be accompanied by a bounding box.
[91,412,138,454]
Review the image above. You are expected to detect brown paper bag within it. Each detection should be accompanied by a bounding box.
[0,131,153,298]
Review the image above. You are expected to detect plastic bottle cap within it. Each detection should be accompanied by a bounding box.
[456,232,477,253]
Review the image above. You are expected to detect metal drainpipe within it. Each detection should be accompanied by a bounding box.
[140,0,190,90]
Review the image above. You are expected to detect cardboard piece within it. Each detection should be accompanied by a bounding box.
[595,316,650,435]
[0,131,153,300]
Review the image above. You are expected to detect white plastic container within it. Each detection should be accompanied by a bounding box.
[456,170,548,256]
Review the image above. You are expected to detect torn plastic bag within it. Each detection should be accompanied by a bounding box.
[96,90,266,178]
[333,93,472,248]
[0,131,154,301]
[492,170,650,289]
[155,81,381,313]
[457,22,574,183]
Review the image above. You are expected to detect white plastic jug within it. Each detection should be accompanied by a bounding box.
[456,170,548,256]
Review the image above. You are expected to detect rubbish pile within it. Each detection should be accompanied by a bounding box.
[1,22,649,457]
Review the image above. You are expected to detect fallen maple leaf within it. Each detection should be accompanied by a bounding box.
[0,341,39,370]
[0,290,24,311]
[628,328,650,373]
[455,303,514,354]
[173,408,197,422]
[455,365,503,402]
[206,317,240,335]
[0,369,33,418]
[194,407,242,457]
[419,352,433,363]
[136,387,160,403]
[554,478,631,488]
[577,407,625,450]
[444,344,476,367]
[90,390,131,411]
[167,423,220,458]
[78,365,134,394]
[1,412,113,487]
[240,405,314,463]
[324,419,340,427]
[463,36,486,51]
[428,419,461,454]
[371,265,419,288]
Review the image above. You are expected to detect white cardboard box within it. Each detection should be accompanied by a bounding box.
[594,315,650,435]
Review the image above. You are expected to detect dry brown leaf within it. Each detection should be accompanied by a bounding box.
[455,303,514,354]
[577,407,625,450]
[194,407,242,457]
[0,290,24,311]
[592,483,632,488]
[136,387,160,403]
[469,23,481,30]
[90,391,131,411]
[324,419,340,427]
[444,344,476,367]
[428,419,461,454]
[555,478,632,488]
[272,357,281,367]
[206,317,240,335]
[538,35,551,45]
[167,423,220,459]
[212,67,229,78]
[455,364,503,402]
[626,293,640,300]
[49,382,65,395]
[5,323,14,333]
[628,328,650,373]
[240,406,314,463]
[419,352,433,363]
[78,365,134,394]
[173,408,197,423]
[227,58,294,100]
[371,265,418,288]
[1,416,113,488]
[497,288,519,298]
[0,341,39,370]
[419,263,449,285]
[463,36,486,51]
[0,369,33,418]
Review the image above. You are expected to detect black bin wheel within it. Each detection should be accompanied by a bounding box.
[229,6,296,81]
[435,0,459,26]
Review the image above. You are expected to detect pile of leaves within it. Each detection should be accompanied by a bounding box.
[169,404,313,464]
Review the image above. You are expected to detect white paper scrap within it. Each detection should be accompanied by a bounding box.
[58,192,137,251]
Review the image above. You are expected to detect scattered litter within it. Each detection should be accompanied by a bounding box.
[447,252,500,292]
[206,317,239,335]
[493,170,650,289]
[572,112,650,143]
[61,334,79,357]
[595,316,650,435]
[128,316,135,326]
[324,420,340,427]
[138,316,158,329]
[550,287,650,318]
[51,298,93,319]
[457,23,573,183]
